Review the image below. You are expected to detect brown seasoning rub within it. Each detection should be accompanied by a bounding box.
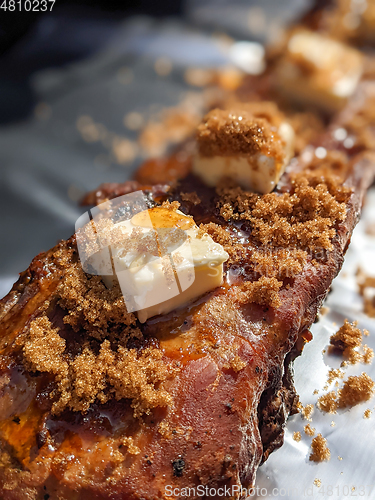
[309,434,331,462]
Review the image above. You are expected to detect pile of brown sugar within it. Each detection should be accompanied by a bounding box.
[329,319,373,365]
[21,242,177,417]
[196,104,286,163]
[217,167,349,252]
[310,434,331,462]
[316,320,374,413]
[317,373,375,413]
[204,159,352,309]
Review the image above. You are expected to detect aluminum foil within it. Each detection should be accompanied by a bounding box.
[254,189,375,499]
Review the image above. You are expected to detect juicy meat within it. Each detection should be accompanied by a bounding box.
[0,133,374,499]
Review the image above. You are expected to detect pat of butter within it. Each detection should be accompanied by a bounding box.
[104,207,229,323]
[277,30,364,112]
[193,121,295,194]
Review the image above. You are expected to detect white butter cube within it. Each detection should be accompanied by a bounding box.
[104,207,228,323]
[193,106,295,193]
[276,29,364,112]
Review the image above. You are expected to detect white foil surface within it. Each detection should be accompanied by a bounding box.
[254,188,375,499]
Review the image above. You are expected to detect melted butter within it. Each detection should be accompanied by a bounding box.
[131,207,195,230]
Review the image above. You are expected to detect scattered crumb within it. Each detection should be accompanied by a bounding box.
[293,431,302,442]
[338,456,342,461]
[338,373,375,408]
[317,391,338,414]
[304,424,316,437]
[180,191,201,205]
[314,478,322,488]
[318,373,375,412]
[330,319,362,349]
[229,356,246,372]
[310,434,331,462]
[331,421,335,427]
[363,345,374,364]
[326,368,345,388]
[313,389,319,395]
[320,306,329,315]
[301,403,314,421]
[364,409,372,419]
[237,276,282,309]
[329,319,373,365]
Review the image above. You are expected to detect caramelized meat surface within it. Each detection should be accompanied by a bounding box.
[0,135,374,498]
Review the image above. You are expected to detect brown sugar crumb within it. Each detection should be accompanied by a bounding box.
[337,373,375,409]
[20,242,178,417]
[304,424,316,437]
[293,431,302,442]
[238,277,282,309]
[301,403,314,421]
[324,368,344,390]
[23,316,175,417]
[309,434,331,462]
[199,222,247,265]
[364,409,372,419]
[161,200,180,211]
[363,345,374,364]
[330,319,362,350]
[58,261,139,341]
[326,368,345,387]
[229,355,247,372]
[217,166,350,253]
[317,391,338,414]
[196,105,286,164]
[121,437,141,455]
[180,191,201,205]
[314,478,322,488]
[329,319,373,365]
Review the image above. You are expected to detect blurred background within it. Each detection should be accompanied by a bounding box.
[0,0,311,295]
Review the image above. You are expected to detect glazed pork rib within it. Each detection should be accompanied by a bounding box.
[1,97,375,499]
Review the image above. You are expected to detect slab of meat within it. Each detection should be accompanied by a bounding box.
[0,118,374,499]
